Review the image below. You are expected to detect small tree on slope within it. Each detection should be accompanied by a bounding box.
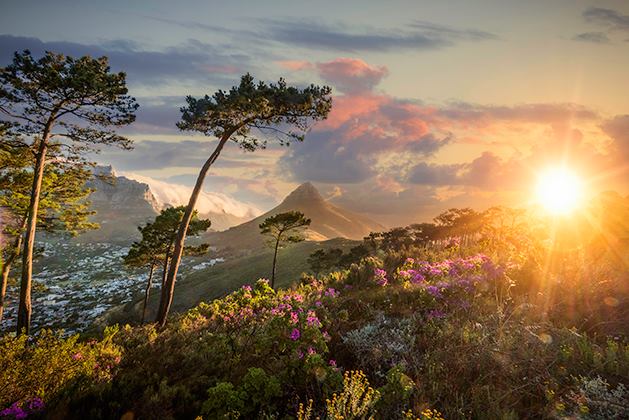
[124,206,210,324]
[259,211,311,289]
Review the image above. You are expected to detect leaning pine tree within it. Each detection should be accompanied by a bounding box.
[0,50,138,334]
[156,74,332,327]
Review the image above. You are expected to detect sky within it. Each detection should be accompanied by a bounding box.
[1,0,628,226]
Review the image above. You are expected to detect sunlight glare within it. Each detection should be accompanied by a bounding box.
[535,167,583,215]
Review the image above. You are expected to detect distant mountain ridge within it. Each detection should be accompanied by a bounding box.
[208,182,384,251]
[81,166,258,242]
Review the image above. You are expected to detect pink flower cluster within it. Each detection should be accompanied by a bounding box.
[0,398,44,419]
[374,268,388,286]
[396,254,504,306]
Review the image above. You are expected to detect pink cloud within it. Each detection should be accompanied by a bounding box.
[276,60,313,71]
[316,57,388,93]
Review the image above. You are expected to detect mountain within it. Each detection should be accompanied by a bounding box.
[80,166,259,242]
[207,182,384,251]
[77,166,160,243]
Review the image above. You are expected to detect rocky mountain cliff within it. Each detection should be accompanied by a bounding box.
[208,182,384,251]
[80,166,257,242]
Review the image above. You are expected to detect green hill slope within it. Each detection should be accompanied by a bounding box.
[103,237,358,325]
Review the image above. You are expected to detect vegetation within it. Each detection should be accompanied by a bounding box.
[0,48,627,420]
[0,125,97,325]
[260,211,311,288]
[0,195,626,419]
[123,207,211,323]
[157,74,332,327]
[0,50,138,334]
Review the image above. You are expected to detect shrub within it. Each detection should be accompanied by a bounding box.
[0,327,121,410]
[342,315,415,376]
[325,371,380,420]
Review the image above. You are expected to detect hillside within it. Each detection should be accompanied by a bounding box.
[102,237,359,325]
[7,230,628,420]
[208,182,384,252]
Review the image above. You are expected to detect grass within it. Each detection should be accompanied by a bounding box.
[103,237,358,325]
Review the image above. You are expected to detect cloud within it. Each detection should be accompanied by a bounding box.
[436,102,599,125]
[601,115,629,160]
[572,32,611,44]
[0,35,250,86]
[97,139,276,173]
[408,162,463,185]
[276,60,313,71]
[121,172,261,219]
[97,140,211,171]
[316,58,388,94]
[583,7,629,33]
[281,92,450,184]
[260,19,497,52]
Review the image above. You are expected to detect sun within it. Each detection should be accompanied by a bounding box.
[535,167,583,215]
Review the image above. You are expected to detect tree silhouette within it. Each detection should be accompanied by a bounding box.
[0,131,96,325]
[0,50,138,334]
[124,206,210,324]
[156,74,331,327]
[259,211,311,288]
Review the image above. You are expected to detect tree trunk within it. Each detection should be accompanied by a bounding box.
[0,231,24,325]
[17,128,51,335]
[270,235,281,289]
[156,134,230,328]
[141,262,156,324]
[156,249,171,322]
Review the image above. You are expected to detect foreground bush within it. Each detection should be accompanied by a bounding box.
[0,327,121,416]
[0,240,627,419]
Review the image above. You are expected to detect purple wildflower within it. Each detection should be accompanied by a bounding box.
[426,309,446,320]
[324,288,338,298]
[412,272,425,284]
[290,328,301,341]
[425,285,443,298]
[374,268,388,286]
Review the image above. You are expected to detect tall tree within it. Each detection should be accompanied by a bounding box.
[0,50,138,334]
[123,206,210,324]
[156,74,331,327]
[0,138,96,325]
[259,211,311,289]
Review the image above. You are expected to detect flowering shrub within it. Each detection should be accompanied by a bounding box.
[0,327,121,413]
[1,235,627,419]
[325,371,380,420]
[0,398,44,419]
[184,279,337,374]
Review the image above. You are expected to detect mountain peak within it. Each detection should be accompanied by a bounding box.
[282,182,324,205]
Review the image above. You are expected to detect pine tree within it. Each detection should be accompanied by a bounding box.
[123,206,211,323]
[0,50,138,334]
[259,211,311,288]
